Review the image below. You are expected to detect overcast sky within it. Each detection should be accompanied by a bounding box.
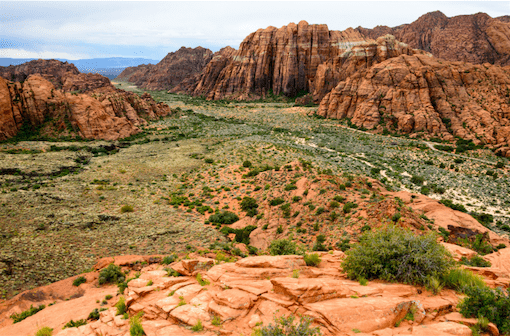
[1,1,508,61]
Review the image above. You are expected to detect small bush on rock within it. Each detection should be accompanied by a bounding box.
[99,264,125,285]
[115,296,127,316]
[72,276,86,287]
[342,225,453,286]
[269,239,297,256]
[10,304,45,323]
[459,286,510,334]
[35,327,53,336]
[208,211,239,224]
[63,319,87,329]
[130,313,144,336]
[304,253,321,267]
[254,315,321,336]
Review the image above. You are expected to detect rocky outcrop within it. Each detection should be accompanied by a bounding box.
[116,47,214,90]
[317,54,510,156]
[0,253,497,336]
[0,74,171,141]
[185,21,369,100]
[169,46,237,95]
[312,34,427,102]
[356,11,510,66]
[0,59,80,87]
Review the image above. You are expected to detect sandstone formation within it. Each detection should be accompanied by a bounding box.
[317,53,510,156]
[0,73,171,141]
[0,59,80,87]
[356,11,510,67]
[184,21,371,100]
[312,34,427,102]
[2,252,503,336]
[116,47,213,90]
[169,46,237,95]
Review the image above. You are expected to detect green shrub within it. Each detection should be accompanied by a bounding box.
[459,286,510,334]
[440,199,467,213]
[243,160,252,168]
[115,296,127,316]
[191,319,204,331]
[98,264,125,285]
[241,197,258,217]
[304,253,322,267]
[441,268,486,293]
[342,225,453,285]
[208,211,239,224]
[88,308,100,320]
[161,254,178,265]
[410,175,425,185]
[313,235,327,251]
[254,315,321,336]
[120,205,134,213]
[343,202,357,214]
[292,196,302,203]
[460,255,491,268]
[35,327,53,336]
[72,276,86,287]
[391,212,401,222]
[204,158,214,163]
[10,304,45,323]
[63,319,87,329]
[269,239,297,256]
[285,184,298,191]
[270,198,285,206]
[130,314,145,336]
[457,234,494,255]
[220,225,256,245]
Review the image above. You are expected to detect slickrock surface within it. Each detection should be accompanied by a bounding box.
[3,253,502,336]
[0,73,171,141]
[317,53,510,156]
[184,21,369,100]
[356,11,510,66]
[116,47,214,90]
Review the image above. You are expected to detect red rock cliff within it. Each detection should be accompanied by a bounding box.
[318,54,510,156]
[116,47,213,90]
[356,11,510,66]
[188,21,369,100]
[0,72,171,141]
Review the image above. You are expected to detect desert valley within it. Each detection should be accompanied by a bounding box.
[1,9,510,336]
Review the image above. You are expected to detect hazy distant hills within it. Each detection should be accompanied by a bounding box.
[0,57,160,79]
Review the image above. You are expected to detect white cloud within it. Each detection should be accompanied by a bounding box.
[0,48,89,60]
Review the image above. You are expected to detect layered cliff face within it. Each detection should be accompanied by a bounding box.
[317,54,510,156]
[312,35,427,102]
[186,21,369,100]
[116,47,213,90]
[356,11,510,66]
[0,59,80,87]
[0,74,171,141]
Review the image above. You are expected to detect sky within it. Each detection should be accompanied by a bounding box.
[1,1,509,61]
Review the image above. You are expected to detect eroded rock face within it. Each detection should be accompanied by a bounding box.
[0,74,171,141]
[356,11,510,67]
[186,21,369,100]
[0,59,80,87]
[169,46,237,95]
[317,54,510,155]
[116,46,214,90]
[312,34,427,102]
